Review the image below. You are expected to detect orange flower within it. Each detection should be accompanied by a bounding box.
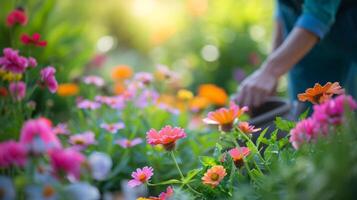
[189,96,210,111]
[203,102,248,132]
[202,165,227,188]
[111,65,133,80]
[298,82,344,104]
[198,84,228,106]
[114,83,126,95]
[57,83,79,97]
[238,122,261,134]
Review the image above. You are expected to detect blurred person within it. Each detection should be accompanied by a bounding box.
[235,0,357,112]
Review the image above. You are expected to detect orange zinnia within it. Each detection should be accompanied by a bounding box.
[189,96,210,111]
[198,84,228,106]
[202,165,227,188]
[298,82,344,104]
[111,65,133,80]
[203,101,248,132]
[57,83,79,97]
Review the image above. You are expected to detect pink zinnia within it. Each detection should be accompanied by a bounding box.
[0,48,28,74]
[20,33,47,47]
[116,138,142,148]
[20,118,61,150]
[9,81,26,101]
[100,122,125,134]
[6,8,28,26]
[289,118,321,149]
[146,125,187,151]
[40,66,58,93]
[27,57,37,68]
[128,166,154,188]
[49,148,85,180]
[0,140,27,168]
[83,75,105,87]
[237,122,261,134]
[158,186,174,200]
[228,147,250,168]
[69,131,96,150]
[313,94,357,126]
[77,99,101,110]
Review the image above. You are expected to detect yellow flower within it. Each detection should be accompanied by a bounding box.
[57,83,79,97]
[2,72,22,81]
[177,89,193,101]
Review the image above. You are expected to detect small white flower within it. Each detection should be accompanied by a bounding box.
[88,152,112,181]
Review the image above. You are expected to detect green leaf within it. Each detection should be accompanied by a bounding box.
[199,156,217,166]
[299,108,310,120]
[257,128,268,148]
[155,179,182,185]
[183,169,201,183]
[274,117,295,132]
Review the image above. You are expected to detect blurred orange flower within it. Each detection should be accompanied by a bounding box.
[114,83,126,95]
[198,84,228,106]
[189,96,209,111]
[186,0,208,17]
[57,83,79,97]
[202,165,227,188]
[111,65,133,80]
[298,82,344,104]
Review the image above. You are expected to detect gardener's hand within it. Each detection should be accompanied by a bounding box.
[235,67,278,108]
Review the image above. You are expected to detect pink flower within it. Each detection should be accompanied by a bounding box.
[158,186,174,200]
[100,122,125,134]
[49,148,85,180]
[135,89,159,108]
[9,81,26,101]
[69,131,96,150]
[83,75,105,87]
[27,57,37,68]
[20,118,61,150]
[40,66,58,93]
[20,33,47,47]
[228,147,250,167]
[289,118,321,149]
[53,123,70,135]
[0,140,27,168]
[237,122,261,134]
[128,166,154,188]
[146,125,187,151]
[95,95,125,109]
[116,138,142,148]
[134,72,154,85]
[77,99,101,110]
[313,94,357,126]
[0,48,28,74]
[6,8,27,27]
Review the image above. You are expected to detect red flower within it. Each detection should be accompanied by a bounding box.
[6,8,28,27]
[0,87,8,97]
[20,33,47,47]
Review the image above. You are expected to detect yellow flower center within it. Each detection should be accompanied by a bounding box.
[138,173,147,182]
[42,185,55,198]
[210,173,219,181]
[74,139,86,145]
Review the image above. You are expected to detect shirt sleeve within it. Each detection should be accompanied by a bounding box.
[295,0,342,39]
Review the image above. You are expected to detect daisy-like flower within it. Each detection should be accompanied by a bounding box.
[128,166,154,188]
[69,131,96,150]
[77,99,101,110]
[228,147,250,168]
[202,165,227,188]
[198,84,228,106]
[134,72,154,85]
[100,122,125,134]
[203,101,248,132]
[237,122,261,134]
[138,186,174,200]
[20,33,47,47]
[116,138,142,148]
[83,75,105,87]
[298,82,344,104]
[95,95,125,109]
[146,125,187,151]
[52,123,70,135]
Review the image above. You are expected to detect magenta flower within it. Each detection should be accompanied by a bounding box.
[27,57,37,68]
[49,148,85,180]
[20,118,61,150]
[40,66,58,93]
[128,166,154,188]
[83,75,105,87]
[0,48,28,74]
[146,125,187,151]
[9,81,26,101]
[69,131,96,150]
[116,138,142,148]
[0,140,27,168]
[6,8,28,27]
[20,33,47,47]
[100,122,125,134]
[289,118,322,149]
[313,94,357,126]
[77,99,101,110]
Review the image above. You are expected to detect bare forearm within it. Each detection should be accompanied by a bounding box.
[271,20,284,52]
[263,27,319,77]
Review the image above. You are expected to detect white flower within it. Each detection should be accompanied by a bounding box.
[88,152,112,181]
[63,182,99,200]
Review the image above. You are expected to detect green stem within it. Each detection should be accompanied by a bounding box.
[170,151,184,180]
